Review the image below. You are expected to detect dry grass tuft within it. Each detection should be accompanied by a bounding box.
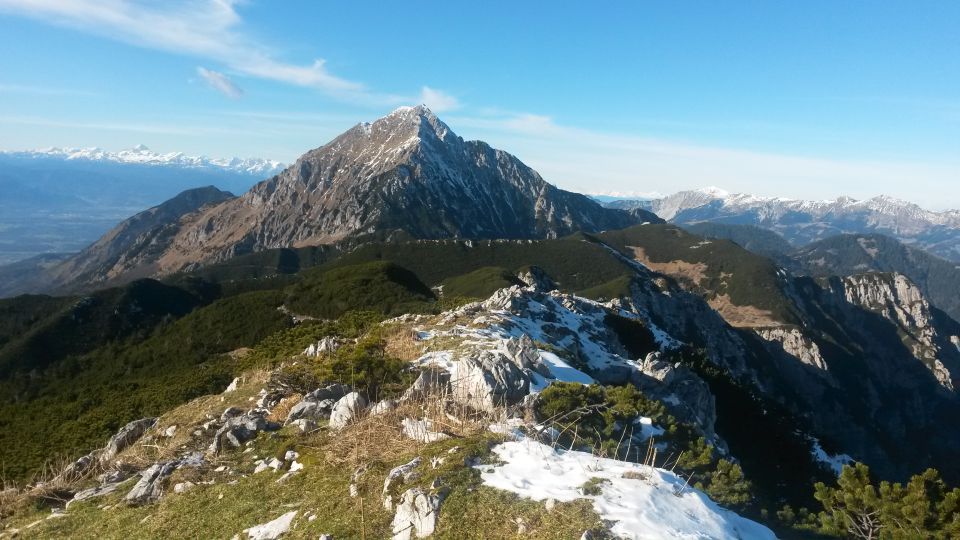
[322,388,499,472]
[267,394,302,424]
[382,324,425,361]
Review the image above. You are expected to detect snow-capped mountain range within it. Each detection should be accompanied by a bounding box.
[3,144,285,177]
[0,145,285,265]
[607,187,960,261]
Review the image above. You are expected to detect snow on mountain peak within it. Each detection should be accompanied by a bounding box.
[3,146,286,178]
[379,104,450,143]
[696,186,731,198]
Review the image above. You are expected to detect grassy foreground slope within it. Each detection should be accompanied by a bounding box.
[0,262,439,482]
[3,359,606,539]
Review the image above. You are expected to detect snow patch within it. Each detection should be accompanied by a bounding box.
[480,438,775,539]
[811,439,854,476]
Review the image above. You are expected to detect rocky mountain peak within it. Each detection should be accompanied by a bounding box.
[38,108,648,287]
[380,104,451,142]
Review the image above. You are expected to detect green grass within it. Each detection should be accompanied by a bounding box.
[596,224,799,324]
[285,261,436,319]
[0,290,292,482]
[0,279,205,378]
[439,266,522,298]
[576,274,635,302]
[325,234,636,298]
[10,428,606,539]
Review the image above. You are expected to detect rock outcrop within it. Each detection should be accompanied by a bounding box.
[103,417,158,461]
[124,461,179,505]
[839,273,957,389]
[391,488,444,540]
[208,410,276,454]
[329,392,368,430]
[303,336,343,357]
[449,352,529,412]
[631,352,717,438]
[755,327,829,372]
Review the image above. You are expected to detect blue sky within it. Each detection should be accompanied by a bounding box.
[0,1,957,208]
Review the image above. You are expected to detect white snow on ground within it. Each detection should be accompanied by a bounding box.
[811,439,854,476]
[634,416,665,441]
[536,351,595,386]
[480,439,775,540]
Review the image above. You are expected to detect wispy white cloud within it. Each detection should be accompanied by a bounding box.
[449,111,960,210]
[0,0,453,106]
[418,86,460,113]
[196,67,243,99]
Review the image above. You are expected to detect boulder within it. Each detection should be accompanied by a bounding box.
[173,481,195,494]
[246,511,297,540]
[328,392,367,430]
[391,488,443,539]
[98,468,134,485]
[285,384,350,425]
[631,352,717,437]
[401,369,451,402]
[221,407,245,421]
[208,410,276,454]
[449,351,529,411]
[67,481,123,508]
[517,266,557,292]
[401,418,450,443]
[102,417,157,461]
[59,452,98,481]
[285,401,320,424]
[224,377,240,393]
[303,336,343,357]
[504,334,551,377]
[382,456,423,495]
[290,418,316,433]
[370,399,398,416]
[304,383,350,403]
[124,461,178,505]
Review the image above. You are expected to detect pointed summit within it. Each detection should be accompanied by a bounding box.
[53,109,653,282]
[373,104,453,144]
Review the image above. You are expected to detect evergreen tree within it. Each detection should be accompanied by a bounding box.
[814,463,884,539]
[697,459,752,509]
[814,464,960,539]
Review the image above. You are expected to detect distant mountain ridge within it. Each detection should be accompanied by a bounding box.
[40,105,652,290]
[0,147,285,265]
[606,187,960,261]
[3,145,285,177]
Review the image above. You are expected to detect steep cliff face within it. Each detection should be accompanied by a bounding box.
[837,272,959,390]
[607,238,960,483]
[755,327,829,372]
